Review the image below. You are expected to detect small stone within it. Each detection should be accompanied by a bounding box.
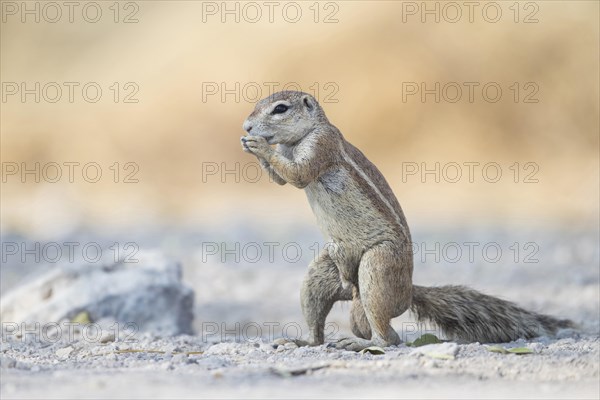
[556,328,578,339]
[206,343,240,355]
[246,349,262,359]
[159,361,173,370]
[259,343,274,352]
[411,342,459,360]
[284,342,298,350]
[171,353,190,364]
[99,331,116,343]
[55,346,74,358]
[529,343,544,353]
[0,356,17,369]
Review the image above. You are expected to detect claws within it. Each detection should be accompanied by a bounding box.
[240,135,271,157]
[243,136,264,143]
[240,136,251,153]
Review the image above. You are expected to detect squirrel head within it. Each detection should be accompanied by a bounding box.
[242,91,328,146]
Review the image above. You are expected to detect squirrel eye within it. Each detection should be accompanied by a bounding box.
[272,104,289,114]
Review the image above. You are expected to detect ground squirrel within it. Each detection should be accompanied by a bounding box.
[240,90,573,351]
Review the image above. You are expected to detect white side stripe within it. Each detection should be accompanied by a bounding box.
[338,141,407,237]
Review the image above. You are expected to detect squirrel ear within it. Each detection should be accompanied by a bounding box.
[303,95,315,112]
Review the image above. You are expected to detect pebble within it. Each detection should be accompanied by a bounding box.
[99,332,116,343]
[529,343,545,353]
[55,346,74,358]
[171,353,191,364]
[410,342,459,359]
[284,342,298,350]
[259,343,274,353]
[557,329,579,339]
[0,356,17,369]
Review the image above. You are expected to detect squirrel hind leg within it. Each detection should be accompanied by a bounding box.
[336,243,410,351]
[359,242,412,337]
[300,249,352,346]
[350,293,372,340]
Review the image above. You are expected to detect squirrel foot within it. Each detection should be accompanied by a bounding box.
[331,337,394,352]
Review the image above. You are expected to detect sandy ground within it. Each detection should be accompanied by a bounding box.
[1,334,599,399]
[1,224,599,399]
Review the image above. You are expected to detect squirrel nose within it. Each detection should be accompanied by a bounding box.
[243,120,253,133]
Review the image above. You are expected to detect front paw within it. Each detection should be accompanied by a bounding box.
[240,136,252,153]
[241,135,273,159]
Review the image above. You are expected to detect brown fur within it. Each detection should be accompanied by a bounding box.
[241,91,573,349]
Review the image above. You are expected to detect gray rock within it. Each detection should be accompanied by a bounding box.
[0,250,194,337]
[0,356,17,369]
[410,342,459,359]
[55,346,74,358]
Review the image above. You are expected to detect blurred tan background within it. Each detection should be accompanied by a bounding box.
[1,1,598,239]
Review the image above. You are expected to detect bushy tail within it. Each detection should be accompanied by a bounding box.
[411,285,574,343]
